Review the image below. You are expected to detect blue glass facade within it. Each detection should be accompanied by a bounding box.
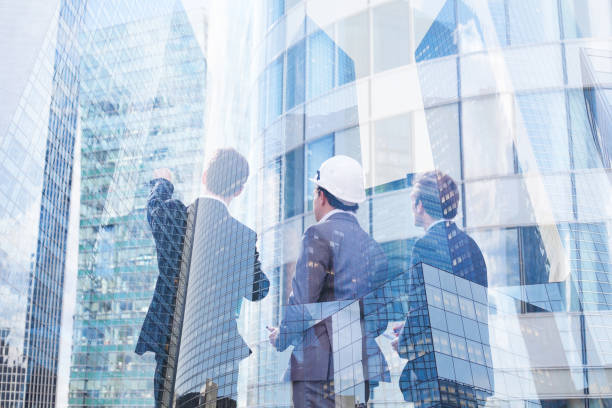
[68,3,207,406]
[0,1,85,406]
[244,0,612,406]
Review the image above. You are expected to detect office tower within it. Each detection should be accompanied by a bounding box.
[0,1,85,406]
[68,3,207,406]
[243,0,612,406]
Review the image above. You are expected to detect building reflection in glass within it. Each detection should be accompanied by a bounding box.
[1,0,612,407]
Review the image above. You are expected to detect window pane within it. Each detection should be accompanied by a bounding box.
[508,0,559,45]
[515,92,569,173]
[335,11,369,80]
[267,0,285,28]
[519,226,554,284]
[286,39,306,110]
[414,0,457,62]
[471,229,520,287]
[307,30,335,100]
[568,89,607,169]
[373,1,412,72]
[463,95,515,179]
[506,45,564,92]
[283,146,304,219]
[266,57,284,126]
[561,0,612,39]
[373,113,414,187]
[425,103,461,182]
[305,134,334,210]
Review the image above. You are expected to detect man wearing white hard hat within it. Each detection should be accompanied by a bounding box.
[268,155,390,407]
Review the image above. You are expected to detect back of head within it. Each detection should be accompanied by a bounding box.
[314,155,366,213]
[413,170,459,220]
[205,148,249,198]
[318,187,359,212]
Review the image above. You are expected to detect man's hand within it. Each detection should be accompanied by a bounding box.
[153,168,173,182]
[267,326,279,347]
[391,322,404,353]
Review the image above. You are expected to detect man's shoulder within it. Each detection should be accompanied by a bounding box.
[417,226,445,247]
[304,214,372,245]
[302,222,336,247]
[230,216,256,237]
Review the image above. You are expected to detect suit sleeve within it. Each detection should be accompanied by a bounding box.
[136,179,187,356]
[362,244,391,338]
[397,245,422,359]
[147,178,187,240]
[244,240,270,301]
[276,226,331,351]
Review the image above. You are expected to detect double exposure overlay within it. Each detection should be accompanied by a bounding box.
[1,0,612,407]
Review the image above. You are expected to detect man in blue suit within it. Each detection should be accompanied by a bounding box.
[136,167,187,407]
[174,149,269,407]
[137,149,269,407]
[268,155,390,408]
[392,171,491,403]
[407,171,486,286]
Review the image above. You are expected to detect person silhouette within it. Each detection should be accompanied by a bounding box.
[137,149,269,408]
[136,167,188,408]
[392,171,492,405]
[268,156,390,407]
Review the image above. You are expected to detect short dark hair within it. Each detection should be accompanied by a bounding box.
[317,187,359,212]
[205,148,249,198]
[412,171,459,219]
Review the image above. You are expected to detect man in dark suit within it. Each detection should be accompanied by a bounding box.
[137,149,269,408]
[136,167,187,408]
[268,155,390,408]
[172,148,269,407]
[408,171,487,286]
[392,171,491,403]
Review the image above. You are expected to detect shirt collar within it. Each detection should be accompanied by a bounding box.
[201,195,229,211]
[318,208,354,224]
[426,218,446,231]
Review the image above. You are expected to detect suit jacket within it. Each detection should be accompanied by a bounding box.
[276,212,390,384]
[174,197,269,401]
[398,220,491,396]
[136,178,187,357]
[409,220,487,287]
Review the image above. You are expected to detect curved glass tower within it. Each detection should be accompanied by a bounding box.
[203,0,611,406]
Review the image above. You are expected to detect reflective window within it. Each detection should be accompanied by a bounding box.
[307,30,335,100]
[561,0,612,39]
[336,11,370,80]
[463,95,515,179]
[373,1,412,72]
[285,39,306,111]
[305,134,334,210]
[507,0,560,45]
[283,146,304,218]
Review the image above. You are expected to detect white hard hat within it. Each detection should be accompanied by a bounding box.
[310,155,366,204]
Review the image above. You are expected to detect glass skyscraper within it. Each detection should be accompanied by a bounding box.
[0,1,85,406]
[239,0,612,406]
[1,0,611,407]
[68,3,207,406]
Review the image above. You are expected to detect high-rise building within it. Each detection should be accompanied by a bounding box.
[0,1,85,406]
[68,3,207,406]
[231,0,612,406]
